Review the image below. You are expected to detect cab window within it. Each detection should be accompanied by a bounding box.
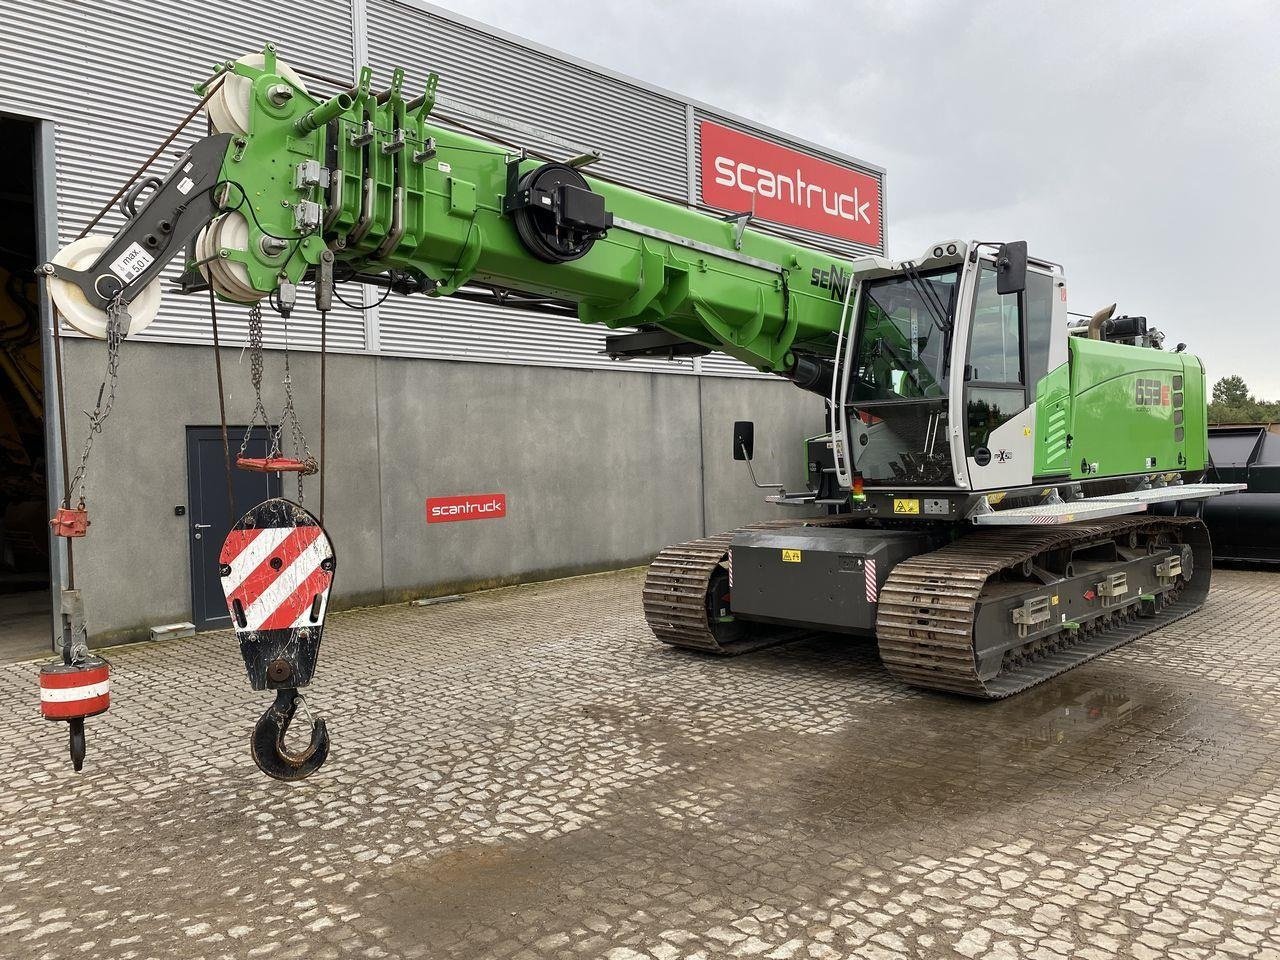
[967,387,1026,453]
[968,267,1021,384]
[1025,271,1055,390]
[966,266,1025,456]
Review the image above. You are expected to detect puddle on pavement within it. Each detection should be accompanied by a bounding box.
[1002,676,1140,752]
[615,655,1255,834]
[372,662,1260,952]
[380,825,732,950]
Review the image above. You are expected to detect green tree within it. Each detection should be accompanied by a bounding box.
[1208,375,1280,424]
[1212,375,1251,406]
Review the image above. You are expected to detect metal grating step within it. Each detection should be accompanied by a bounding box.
[1095,482,1247,504]
[971,499,1147,526]
[971,483,1247,526]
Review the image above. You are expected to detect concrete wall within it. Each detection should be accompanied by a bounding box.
[60,340,824,643]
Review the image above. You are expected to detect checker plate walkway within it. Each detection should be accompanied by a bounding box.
[1,568,1279,959]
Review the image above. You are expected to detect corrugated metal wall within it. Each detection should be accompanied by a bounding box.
[0,0,365,352]
[2,0,883,378]
[368,2,687,194]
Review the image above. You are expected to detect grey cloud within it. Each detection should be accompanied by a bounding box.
[435,0,1280,395]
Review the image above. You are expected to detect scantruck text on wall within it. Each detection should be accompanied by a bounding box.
[699,120,881,247]
[426,493,508,523]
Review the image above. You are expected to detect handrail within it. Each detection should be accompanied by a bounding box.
[829,275,862,490]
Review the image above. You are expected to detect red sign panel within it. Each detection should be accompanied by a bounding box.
[426,493,507,523]
[699,120,881,246]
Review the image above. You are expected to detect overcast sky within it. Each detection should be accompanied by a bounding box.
[436,0,1280,397]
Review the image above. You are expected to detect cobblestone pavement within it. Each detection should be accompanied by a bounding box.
[2,567,1279,960]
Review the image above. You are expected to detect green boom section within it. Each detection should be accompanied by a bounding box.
[203,50,854,373]
[1033,337,1208,480]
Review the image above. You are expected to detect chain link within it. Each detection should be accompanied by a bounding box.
[278,313,317,502]
[237,302,317,502]
[66,300,127,506]
[239,303,271,461]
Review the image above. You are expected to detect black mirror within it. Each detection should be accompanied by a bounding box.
[733,420,755,461]
[995,240,1028,296]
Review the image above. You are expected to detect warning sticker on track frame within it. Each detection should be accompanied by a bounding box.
[781,549,802,563]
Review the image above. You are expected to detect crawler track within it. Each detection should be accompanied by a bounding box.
[642,516,851,654]
[875,516,1211,698]
[644,514,1212,700]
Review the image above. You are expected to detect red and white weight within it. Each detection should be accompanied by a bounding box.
[39,658,111,721]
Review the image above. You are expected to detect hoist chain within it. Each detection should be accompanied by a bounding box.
[239,303,272,462]
[278,317,318,502]
[237,303,317,502]
[66,300,127,506]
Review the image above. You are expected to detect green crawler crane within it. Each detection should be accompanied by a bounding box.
[45,47,1243,699]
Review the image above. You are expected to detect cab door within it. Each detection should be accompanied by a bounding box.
[958,261,1061,491]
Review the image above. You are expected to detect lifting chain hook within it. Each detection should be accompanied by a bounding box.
[236,304,317,497]
[250,687,330,781]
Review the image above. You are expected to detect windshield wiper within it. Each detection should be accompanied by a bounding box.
[900,260,952,333]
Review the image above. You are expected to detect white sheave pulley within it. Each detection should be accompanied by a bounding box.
[196,212,266,303]
[47,235,163,339]
[47,52,307,337]
[206,53,308,136]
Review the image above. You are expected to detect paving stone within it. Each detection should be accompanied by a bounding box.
[0,568,1277,958]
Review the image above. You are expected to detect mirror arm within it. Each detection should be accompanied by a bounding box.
[740,443,786,492]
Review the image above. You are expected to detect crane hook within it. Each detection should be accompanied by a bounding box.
[69,718,86,772]
[251,687,330,781]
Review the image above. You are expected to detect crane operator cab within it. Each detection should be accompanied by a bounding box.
[833,239,1069,496]
[745,240,1076,513]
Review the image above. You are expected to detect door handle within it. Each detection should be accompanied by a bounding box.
[194,523,213,529]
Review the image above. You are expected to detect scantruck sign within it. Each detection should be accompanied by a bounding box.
[426,493,507,523]
[699,120,881,247]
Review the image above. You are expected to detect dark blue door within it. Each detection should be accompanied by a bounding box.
[185,427,281,630]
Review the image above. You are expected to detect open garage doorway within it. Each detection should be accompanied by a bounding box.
[0,115,51,662]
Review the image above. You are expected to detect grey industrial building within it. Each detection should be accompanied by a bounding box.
[0,1,885,652]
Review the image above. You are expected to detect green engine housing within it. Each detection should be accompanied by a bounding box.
[1035,337,1208,481]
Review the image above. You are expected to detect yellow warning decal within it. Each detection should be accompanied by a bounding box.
[893,499,921,515]
[1051,595,1060,605]
[781,549,802,563]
